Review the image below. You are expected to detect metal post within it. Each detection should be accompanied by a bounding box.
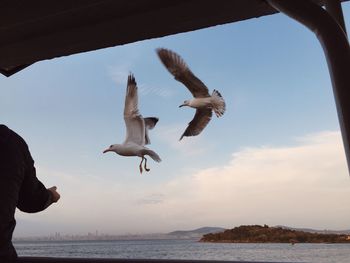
[324,0,347,35]
[266,0,350,174]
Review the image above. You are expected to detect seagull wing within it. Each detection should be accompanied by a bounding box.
[157,48,210,98]
[144,117,159,130]
[123,74,145,146]
[144,117,159,145]
[180,109,212,140]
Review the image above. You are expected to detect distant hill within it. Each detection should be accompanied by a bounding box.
[168,227,226,239]
[200,225,350,243]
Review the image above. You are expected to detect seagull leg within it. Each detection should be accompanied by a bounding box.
[139,157,144,174]
[144,157,150,172]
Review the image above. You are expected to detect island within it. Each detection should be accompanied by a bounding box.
[200,225,350,243]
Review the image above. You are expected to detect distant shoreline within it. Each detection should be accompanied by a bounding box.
[200,225,350,244]
[13,225,350,243]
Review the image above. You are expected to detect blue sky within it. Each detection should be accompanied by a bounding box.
[1,4,350,236]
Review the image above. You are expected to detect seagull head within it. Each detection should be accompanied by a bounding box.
[103,144,121,154]
[179,100,190,108]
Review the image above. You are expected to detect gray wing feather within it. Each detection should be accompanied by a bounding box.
[157,48,210,98]
[123,74,145,146]
[180,109,212,140]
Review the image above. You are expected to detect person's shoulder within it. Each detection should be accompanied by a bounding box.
[0,124,9,130]
[0,125,16,137]
[0,124,11,142]
[0,125,27,145]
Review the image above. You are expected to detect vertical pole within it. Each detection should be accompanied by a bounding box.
[266,0,350,174]
[324,0,347,35]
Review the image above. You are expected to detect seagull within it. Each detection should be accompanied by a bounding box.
[103,74,161,174]
[156,48,226,140]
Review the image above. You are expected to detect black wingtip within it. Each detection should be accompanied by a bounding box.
[144,117,159,130]
[213,89,223,98]
[156,47,174,61]
[127,73,136,86]
[148,117,159,125]
[156,47,167,55]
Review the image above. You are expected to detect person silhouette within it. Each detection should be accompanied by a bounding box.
[0,125,60,262]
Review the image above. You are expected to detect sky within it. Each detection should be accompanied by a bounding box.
[1,3,350,237]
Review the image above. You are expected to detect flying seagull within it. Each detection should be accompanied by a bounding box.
[156,48,226,140]
[103,74,161,173]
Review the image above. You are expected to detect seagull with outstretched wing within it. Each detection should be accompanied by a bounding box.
[103,74,161,173]
[156,48,226,140]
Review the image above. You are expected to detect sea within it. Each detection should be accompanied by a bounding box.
[14,239,350,263]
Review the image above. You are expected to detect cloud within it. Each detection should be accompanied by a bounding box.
[108,65,175,98]
[15,168,133,235]
[108,65,130,87]
[136,193,165,205]
[154,130,350,230]
[15,131,350,236]
[138,83,175,98]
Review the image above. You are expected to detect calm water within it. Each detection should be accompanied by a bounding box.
[14,239,350,263]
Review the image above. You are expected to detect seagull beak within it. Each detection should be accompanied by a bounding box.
[103,149,110,154]
[179,104,185,108]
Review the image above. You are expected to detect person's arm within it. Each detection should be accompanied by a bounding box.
[46,186,61,207]
[16,137,60,213]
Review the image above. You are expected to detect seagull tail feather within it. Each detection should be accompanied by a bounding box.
[146,149,162,163]
[212,89,226,118]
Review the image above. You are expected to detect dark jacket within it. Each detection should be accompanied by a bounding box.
[0,125,52,262]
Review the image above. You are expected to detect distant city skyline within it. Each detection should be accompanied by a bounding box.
[1,3,350,237]
[13,225,350,240]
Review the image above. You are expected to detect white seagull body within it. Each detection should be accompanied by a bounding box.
[156,48,226,140]
[103,74,161,173]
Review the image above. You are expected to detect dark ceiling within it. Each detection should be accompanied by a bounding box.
[0,0,348,76]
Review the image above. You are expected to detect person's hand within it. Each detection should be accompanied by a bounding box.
[47,186,60,203]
